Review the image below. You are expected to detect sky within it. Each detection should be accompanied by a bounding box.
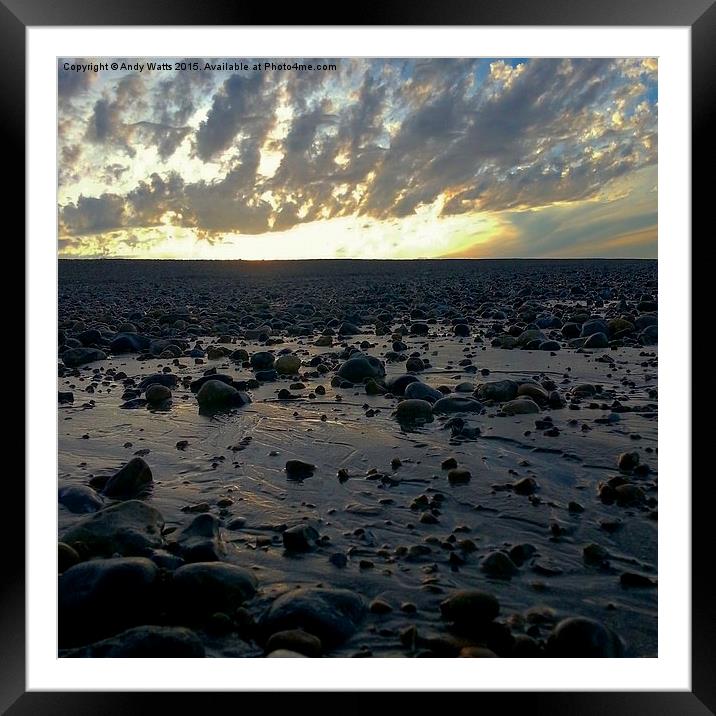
[57,57,657,260]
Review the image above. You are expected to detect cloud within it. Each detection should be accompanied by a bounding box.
[58,58,658,257]
[194,72,276,161]
[58,58,98,100]
[60,194,127,235]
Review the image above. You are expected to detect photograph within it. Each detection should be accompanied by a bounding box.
[55,55,661,660]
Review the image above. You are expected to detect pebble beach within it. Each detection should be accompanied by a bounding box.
[57,258,658,658]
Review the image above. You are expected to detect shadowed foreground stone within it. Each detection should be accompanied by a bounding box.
[58,484,103,513]
[172,562,258,615]
[547,617,624,657]
[395,399,434,424]
[261,588,366,648]
[338,355,385,383]
[432,396,483,414]
[61,626,205,658]
[61,500,165,557]
[59,557,160,647]
[174,513,226,562]
[62,347,107,367]
[197,379,251,411]
[102,457,153,499]
[440,590,500,626]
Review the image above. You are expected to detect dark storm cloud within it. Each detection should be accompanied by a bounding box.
[80,70,201,161]
[60,194,127,235]
[59,58,657,242]
[58,59,97,100]
[84,74,146,156]
[194,72,277,161]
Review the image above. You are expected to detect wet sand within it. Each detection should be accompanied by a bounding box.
[57,259,657,658]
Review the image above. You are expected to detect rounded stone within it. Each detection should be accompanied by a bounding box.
[618,451,640,472]
[251,351,275,370]
[275,354,302,374]
[338,355,386,383]
[102,457,153,499]
[59,557,160,647]
[501,398,540,415]
[547,617,624,657]
[265,629,323,657]
[481,551,519,578]
[61,500,166,557]
[584,332,609,349]
[432,396,483,414]
[440,590,500,625]
[387,374,421,395]
[475,380,519,402]
[395,399,434,424]
[145,384,172,404]
[404,381,443,403]
[59,484,103,513]
[261,588,366,647]
[447,468,471,485]
[63,626,205,657]
[196,380,250,411]
[172,562,258,614]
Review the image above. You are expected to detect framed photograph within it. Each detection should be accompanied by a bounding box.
[11,0,706,710]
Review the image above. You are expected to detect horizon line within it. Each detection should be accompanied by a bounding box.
[57,256,657,262]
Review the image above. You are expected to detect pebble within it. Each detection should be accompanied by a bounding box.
[285,460,316,478]
[260,588,367,647]
[517,383,549,403]
[501,398,540,415]
[620,572,656,588]
[62,347,107,368]
[614,484,646,506]
[475,380,519,402]
[265,629,323,657]
[440,590,500,625]
[447,468,471,485]
[547,617,624,657]
[62,626,205,658]
[283,524,320,552]
[584,332,609,348]
[145,383,171,404]
[102,457,153,499]
[395,399,434,424]
[618,451,640,472]
[59,484,103,513]
[58,542,80,573]
[251,351,275,370]
[580,319,609,337]
[189,373,233,393]
[59,557,160,647]
[140,373,179,391]
[432,396,483,413]
[459,646,498,657]
[196,380,251,411]
[403,381,443,402]
[61,500,166,557]
[481,551,519,578]
[337,355,385,383]
[512,477,538,495]
[275,354,302,374]
[174,513,226,562]
[387,374,421,395]
[172,562,258,615]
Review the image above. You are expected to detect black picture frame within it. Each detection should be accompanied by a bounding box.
[8,0,707,711]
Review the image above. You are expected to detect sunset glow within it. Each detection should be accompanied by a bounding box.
[58,58,657,259]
